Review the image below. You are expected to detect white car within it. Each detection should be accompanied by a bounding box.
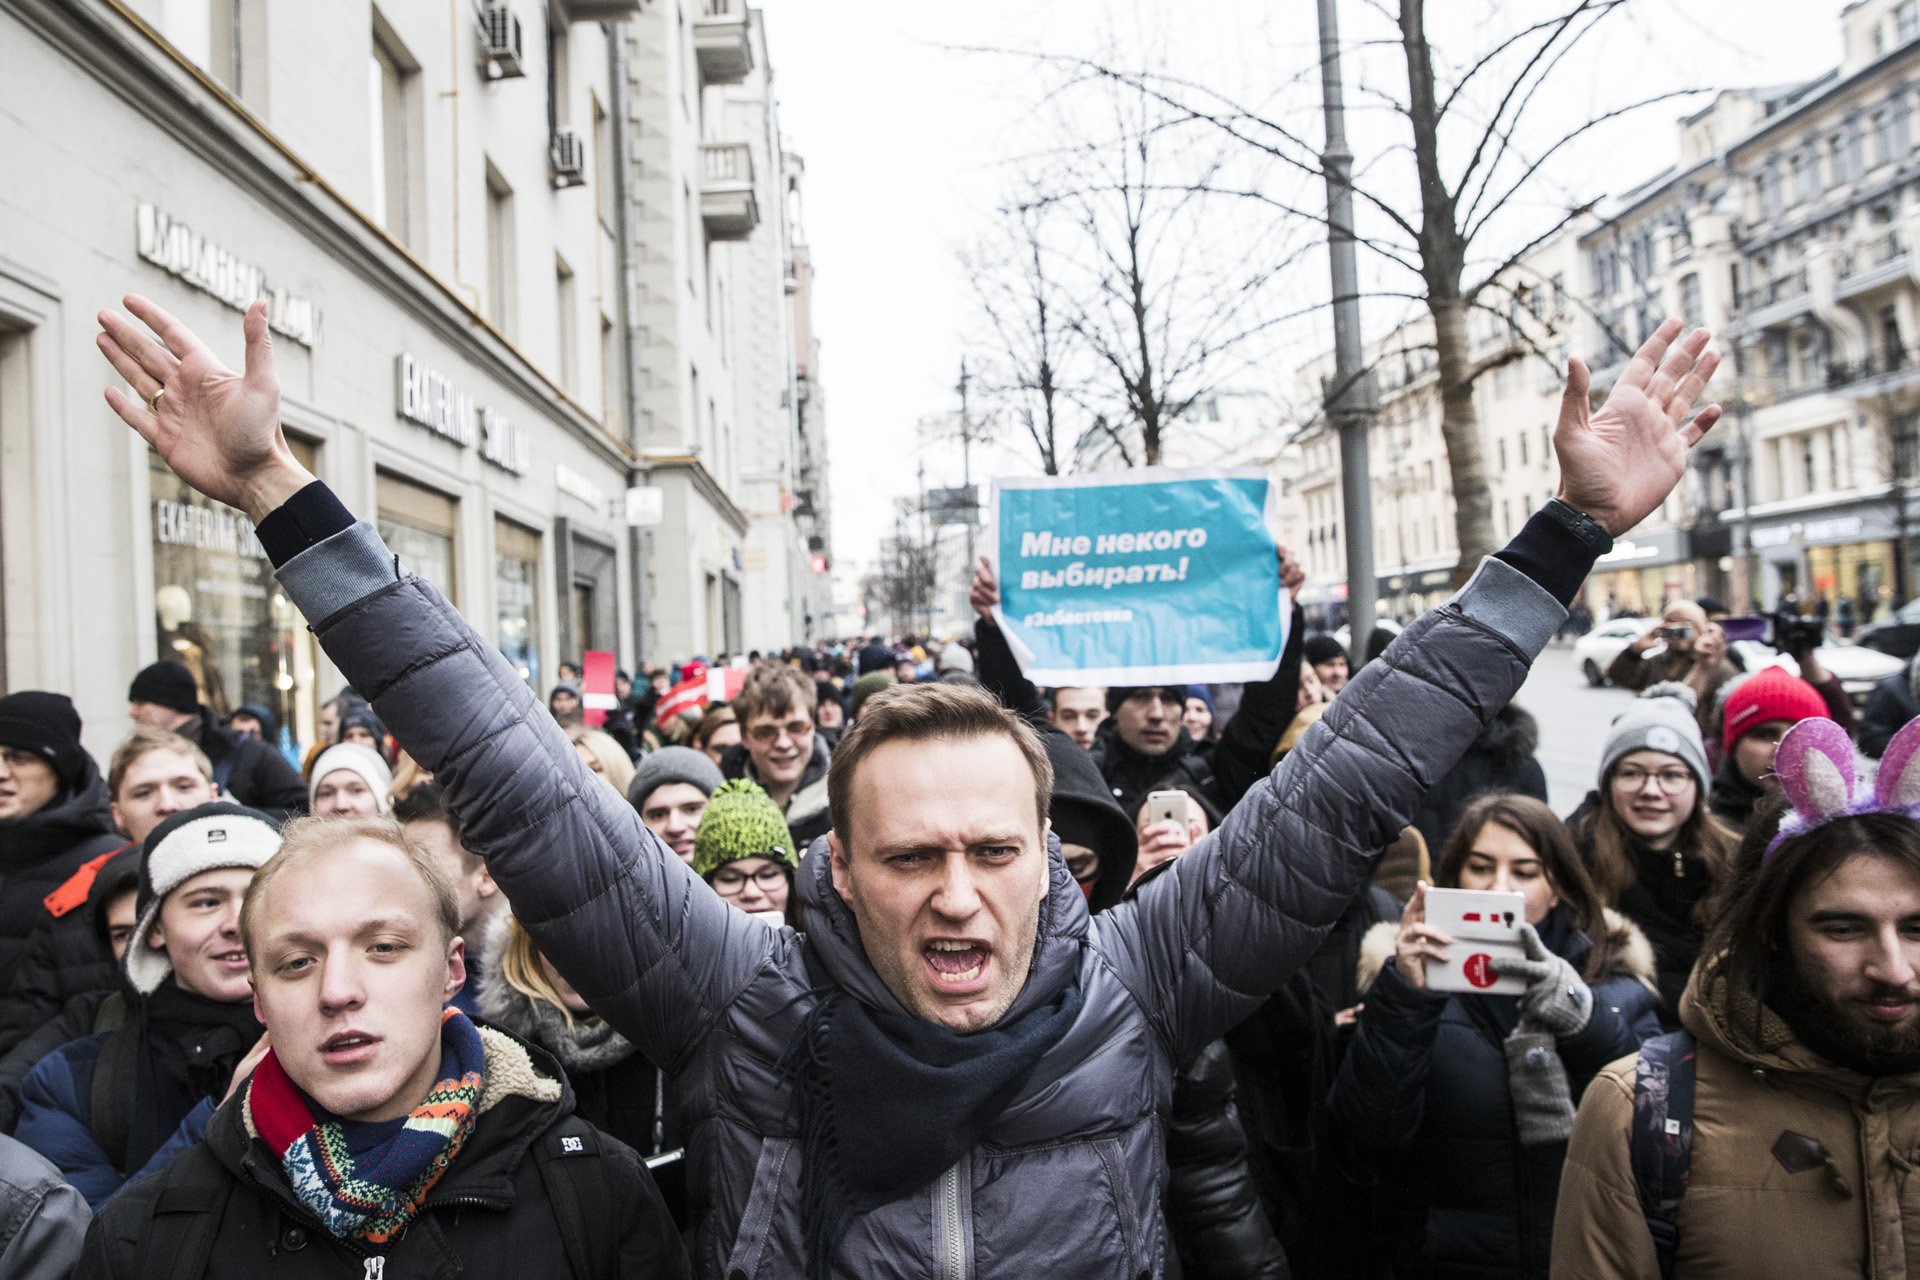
[1574,617,1657,686]
[1727,640,1902,708]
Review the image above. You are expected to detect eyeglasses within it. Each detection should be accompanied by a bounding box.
[1612,766,1695,794]
[710,864,789,895]
[746,719,814,747]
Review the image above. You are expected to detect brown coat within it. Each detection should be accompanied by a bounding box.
[1552,962,1920,1280]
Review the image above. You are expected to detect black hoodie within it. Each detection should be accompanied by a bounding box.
[1409,703,1548,850]
[0,763,123,978]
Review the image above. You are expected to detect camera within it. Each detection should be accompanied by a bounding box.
[1769,610,1825,654]
[1659,624,1695,643]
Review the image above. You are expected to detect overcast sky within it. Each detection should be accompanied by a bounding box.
[752,0,1849,578]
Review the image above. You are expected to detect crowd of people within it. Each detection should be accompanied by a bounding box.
[0,297,1910,1277]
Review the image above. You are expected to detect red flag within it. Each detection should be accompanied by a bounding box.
[581,650,617,728]
[655,676,709,726]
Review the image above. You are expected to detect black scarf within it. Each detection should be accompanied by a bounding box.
[97,979,261,1173]
[779,951,1083,1280]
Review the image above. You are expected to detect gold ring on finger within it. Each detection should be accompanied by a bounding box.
[146,387,166,413]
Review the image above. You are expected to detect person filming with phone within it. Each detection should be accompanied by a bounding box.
[1329,794,1660,1280]
[1606,601,1738,719]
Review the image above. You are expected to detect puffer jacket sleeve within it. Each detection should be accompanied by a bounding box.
[0,1137,89,1280]
[274,521,780,1075]
[15,1046,121,1210]
[973,617,1051,729]
[1325,960,1446,1154]
[1549,1056,1657,1279]
[1164,1039,1290,1280]
[1096,556,1561,1063]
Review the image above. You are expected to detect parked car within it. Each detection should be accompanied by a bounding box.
[1857,598,1920,661]
[1728,639,1904,709]
[1574,617,1656,686]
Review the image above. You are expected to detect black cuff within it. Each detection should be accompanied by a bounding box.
[1492,501,1612,609]
[255,481,355,569]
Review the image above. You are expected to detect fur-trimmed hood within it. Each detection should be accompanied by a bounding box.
[1357,907,1658,996]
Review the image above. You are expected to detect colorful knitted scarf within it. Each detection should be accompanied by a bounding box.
[247,1007,487,1242]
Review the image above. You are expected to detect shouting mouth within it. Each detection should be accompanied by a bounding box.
[924,940,992,992]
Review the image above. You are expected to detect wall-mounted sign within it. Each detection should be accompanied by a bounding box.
[395,354,528,474]
[136,204,322,347]
[625,486,664,527]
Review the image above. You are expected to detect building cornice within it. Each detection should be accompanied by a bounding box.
[641,454,751,535]
[8,0,632,471]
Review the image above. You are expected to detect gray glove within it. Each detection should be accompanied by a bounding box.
[1490,922,1593,1037]
[1504,1029,1577,1146]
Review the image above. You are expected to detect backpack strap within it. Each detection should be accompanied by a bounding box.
[143,1140,233,1280]
[89,1019,146,1175]
[1630,1030,1698,1280]
[533,1117,620,1279]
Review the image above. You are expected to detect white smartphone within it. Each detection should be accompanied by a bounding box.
[1422,887,1528,996]
[1146,789,1191,829]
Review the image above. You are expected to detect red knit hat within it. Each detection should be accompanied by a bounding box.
[1722,666,1830,752]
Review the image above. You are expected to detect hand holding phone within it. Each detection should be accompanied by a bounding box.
[1421,887,1528,995]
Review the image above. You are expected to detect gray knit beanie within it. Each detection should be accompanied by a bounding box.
[628,746,725,810]
[1598,682,1710,791]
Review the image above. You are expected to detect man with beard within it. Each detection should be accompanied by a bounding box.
[1554,716,1920,1280]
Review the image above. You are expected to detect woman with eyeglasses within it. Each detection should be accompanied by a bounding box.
[1565,684,1737,1028]
[691,780,801,926]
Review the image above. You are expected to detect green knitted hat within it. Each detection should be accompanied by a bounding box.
[692,779,799,879]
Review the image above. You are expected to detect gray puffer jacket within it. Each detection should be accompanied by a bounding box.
[274,520,1561,1280]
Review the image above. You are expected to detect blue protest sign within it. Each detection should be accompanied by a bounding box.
[988,468,1290,685]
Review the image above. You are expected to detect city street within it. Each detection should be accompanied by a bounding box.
[1518,640,1637,815]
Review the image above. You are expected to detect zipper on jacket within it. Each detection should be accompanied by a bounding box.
[935,1161,966,1280]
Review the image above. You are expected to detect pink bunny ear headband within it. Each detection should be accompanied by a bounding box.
[1766,716,1920,864]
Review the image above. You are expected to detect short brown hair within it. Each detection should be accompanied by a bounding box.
[827,683,1052,849]
[735,664,816,725]
[239,815,460,962]
[108,727,212,800]
[691,704,738,754]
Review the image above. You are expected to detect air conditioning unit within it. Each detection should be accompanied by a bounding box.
[479,4,525,80]
[550,130,587,188]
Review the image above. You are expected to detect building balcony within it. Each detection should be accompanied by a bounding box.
[554,0,641,19]
[1734,269,1813,330]
[694,0,753,84]
[1835,231,1910,300]
[700,143,759,240]
[1828,347,1920,397]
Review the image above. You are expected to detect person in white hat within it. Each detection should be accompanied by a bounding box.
[13,802,278,1207]
[307,742,392,818]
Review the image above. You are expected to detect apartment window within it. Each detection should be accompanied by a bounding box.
[1875,111,1897,167]
[485,160,517,339]
[555,255,578,393]
[1897,413,1920,481]
[1497,438,1507,470]
[1803,435,1818,494]
[1900,0,1920,43]
[369,14,420,246]
[593,96,616,233]
[1679,273,1702,326]
[1518,432,1529,467]
[1788,153,1808,206]
[377,472,458,604]
[688,365,701,450]
[159,0,241,91]
[1501,499,1513,538]
[546,18,571,133]
[600,312,619,428]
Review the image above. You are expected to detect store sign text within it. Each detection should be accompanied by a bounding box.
[135,204,321,348]
[153,498,265,559]
[557,464,607,512]
[396,354,529,475]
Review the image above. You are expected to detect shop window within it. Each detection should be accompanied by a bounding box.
[149,439,319,747]
[495,519,541,689]
[377,472,458,603]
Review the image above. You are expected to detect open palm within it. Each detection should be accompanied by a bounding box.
[97,294,307,519]
[1554,319,1722,537]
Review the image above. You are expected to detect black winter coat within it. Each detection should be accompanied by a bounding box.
[1166,1039,1289,1280]
[1706,754,1765,833]
[1860,662,1917,758]
[0,841,136,1059]
[76,1025,688,1279]
[0,766,123,980]
[1328,911,1660,1280]
[1409,706,1547,851]
[182,707,307,818]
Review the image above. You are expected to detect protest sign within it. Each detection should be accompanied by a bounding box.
[581,650,617,728]
[988,468,1290,686]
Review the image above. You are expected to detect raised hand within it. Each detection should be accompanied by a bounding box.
[969,556,1000,621]
[1554,318,1721,537]
[98,294,312,523]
